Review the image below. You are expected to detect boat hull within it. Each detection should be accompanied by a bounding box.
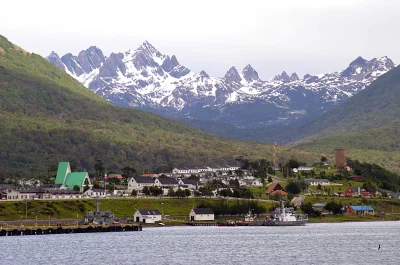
[250,220,308,226]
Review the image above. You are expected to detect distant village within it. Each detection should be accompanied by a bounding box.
[1,149,400,220]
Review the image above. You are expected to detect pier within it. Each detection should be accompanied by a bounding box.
[0,224,142,236]
[185,222,218,226]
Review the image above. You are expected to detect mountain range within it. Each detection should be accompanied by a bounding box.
[47,42,395,142]
[0,35,320,176]
[2,34,400,175]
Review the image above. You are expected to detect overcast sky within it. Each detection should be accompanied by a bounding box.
[1,0,399,79]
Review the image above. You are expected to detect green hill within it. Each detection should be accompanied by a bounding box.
[292,65,400,143]
[0,35,319,176]
[295,123,400,173]
[290,63,400,172]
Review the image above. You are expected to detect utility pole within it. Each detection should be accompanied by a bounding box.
[25,199,28,220]
[104,170,107,198]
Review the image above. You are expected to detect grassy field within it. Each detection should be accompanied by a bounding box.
[0,198,274,221]
[248,186,269,199]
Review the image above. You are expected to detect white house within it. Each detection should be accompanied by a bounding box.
[155,178,179,188]
[155,178,180,195]
[189,208,215,221]
[228,166,240,171]
[244,179,263,187]
[304,178,330,186]
[297,166,314,171]
[134,209,162,223]
[4,189,19,200]
[172,168,191,175]
[127,176,155,192]
[178,179,202,190]
[17,178,41,187]
[84,188,106,198]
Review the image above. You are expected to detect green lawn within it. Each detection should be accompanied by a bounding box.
[248,186,269,199]
[0,198,274,221]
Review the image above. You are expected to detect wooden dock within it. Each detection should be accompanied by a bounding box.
[0,224,142,236]
[185,222,218,226]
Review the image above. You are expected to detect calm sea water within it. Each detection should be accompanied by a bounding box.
[0,221,399,265]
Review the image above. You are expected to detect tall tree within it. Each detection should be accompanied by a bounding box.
[94,158,105,178]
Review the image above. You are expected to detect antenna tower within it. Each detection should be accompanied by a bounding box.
[273,140,279,167]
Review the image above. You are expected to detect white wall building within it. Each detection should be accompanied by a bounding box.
[127,176,155,192]
[189,208,215,221]
[84,188,106,198]
[304,178,330,186]
[134,209,162,223]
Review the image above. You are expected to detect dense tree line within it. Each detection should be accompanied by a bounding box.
[347,158,400,191]
[197,199,267,216]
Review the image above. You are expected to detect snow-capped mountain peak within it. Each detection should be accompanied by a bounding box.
[273,71,291,82]
[242,64,260,83]
[341,55,395,80]
[198,70,210,78]
[47,43,396,129]
[224,66,242,83]
[290,72,299,81]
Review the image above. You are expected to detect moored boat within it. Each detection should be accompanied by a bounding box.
[251,197,308,226]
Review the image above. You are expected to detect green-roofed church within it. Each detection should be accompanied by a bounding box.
[55,162,91,192]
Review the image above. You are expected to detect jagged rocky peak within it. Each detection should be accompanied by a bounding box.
[47,51,60,59]
[98,52,126,78]
[303,74,312,79]
[242,64,260,82]
[224,66,242,83]
[136,40,162,58]
[171,55,179,66]
[369,56,395,70]
[273,71,291,82]
[290,72,299,81]
[351,56,368,66]
[198,70,209,78]
[78,46,105,73]
[46,51,65,71]
[60,53,85,77]
[130,40,164,70]
[341,55,395,79]
[161,55,180,72]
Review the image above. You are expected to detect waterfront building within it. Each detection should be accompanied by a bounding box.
[342,205,375,215]
[134,209,162,223]
[189,208,215,221]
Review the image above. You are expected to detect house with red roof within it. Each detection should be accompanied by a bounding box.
[266,183,286,195]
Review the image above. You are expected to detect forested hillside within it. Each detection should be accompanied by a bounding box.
[0,35,319,176]
[292,64,400,143]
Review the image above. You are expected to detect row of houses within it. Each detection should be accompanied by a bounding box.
[312,203,375,215]
[127,175,264,194]
[172,166,240,175]
[133,208,215,223]
[0,184,106,201]
[127,176,201,194]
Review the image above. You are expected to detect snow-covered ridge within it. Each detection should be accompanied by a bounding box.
[47,42,396,126]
